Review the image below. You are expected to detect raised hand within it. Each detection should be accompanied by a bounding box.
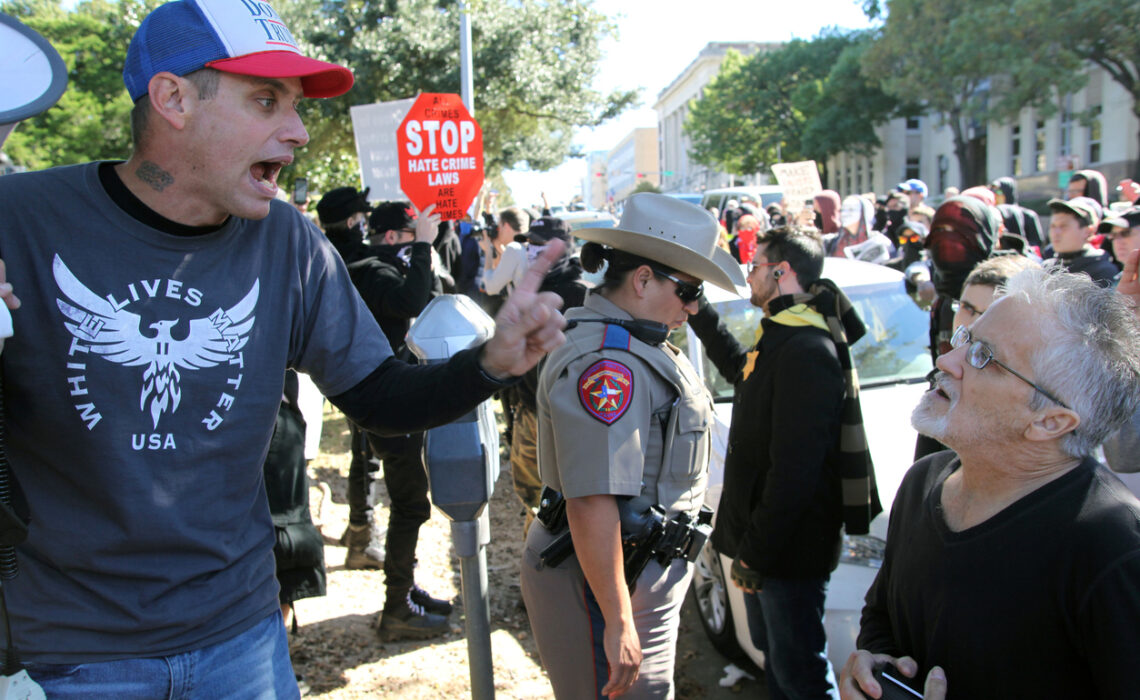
[412,203,441,244]
[479,239,567,378]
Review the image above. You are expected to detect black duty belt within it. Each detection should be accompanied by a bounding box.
[535,486,713,593]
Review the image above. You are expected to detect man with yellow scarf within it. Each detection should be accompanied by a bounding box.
[689,226,879,700]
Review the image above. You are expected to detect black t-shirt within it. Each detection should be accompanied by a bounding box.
[859,451,1140,698]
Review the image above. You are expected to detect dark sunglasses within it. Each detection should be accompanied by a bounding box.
[651,268,703,304]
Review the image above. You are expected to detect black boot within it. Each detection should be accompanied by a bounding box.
[378,589,450,641]
[410,583,453,616]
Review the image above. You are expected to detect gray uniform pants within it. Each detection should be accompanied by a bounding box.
[521,522,693,699]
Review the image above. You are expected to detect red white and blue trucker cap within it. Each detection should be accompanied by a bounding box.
[123,0,354,102]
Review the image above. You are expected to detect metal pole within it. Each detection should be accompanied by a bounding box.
[453,516,494,700]
[457,10,492,698]
[459,1,475,115]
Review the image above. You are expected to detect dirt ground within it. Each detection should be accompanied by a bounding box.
[290,402,765,698]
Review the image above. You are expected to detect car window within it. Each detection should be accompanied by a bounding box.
[760,192,783,209]
[845,283,932,386]
[686,280,931,401]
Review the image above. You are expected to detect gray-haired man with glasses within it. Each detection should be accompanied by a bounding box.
[840,266,1140,700]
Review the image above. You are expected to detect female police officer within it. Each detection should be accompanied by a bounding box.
[521,193,744,698]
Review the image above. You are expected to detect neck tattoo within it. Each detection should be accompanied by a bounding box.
[136,161,175,192]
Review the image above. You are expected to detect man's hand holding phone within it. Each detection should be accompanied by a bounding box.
[839,650,946,700]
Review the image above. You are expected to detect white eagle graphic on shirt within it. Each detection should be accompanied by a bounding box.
[53,255,258,429]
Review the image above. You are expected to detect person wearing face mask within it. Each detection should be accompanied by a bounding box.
[319,195,456,639]
[882,191,910,242]
[522,194,741,698]
[316,186,373,245]
[826,195,894,264]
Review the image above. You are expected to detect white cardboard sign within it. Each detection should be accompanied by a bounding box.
[771,160,823,213]
[350,98,415,202]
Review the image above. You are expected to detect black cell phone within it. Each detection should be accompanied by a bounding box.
[293,177,308,204]
[872,663,924,699]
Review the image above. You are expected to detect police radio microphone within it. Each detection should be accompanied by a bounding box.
[563,318,670,346]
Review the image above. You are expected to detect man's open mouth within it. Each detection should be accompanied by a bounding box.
[251,161,285,188]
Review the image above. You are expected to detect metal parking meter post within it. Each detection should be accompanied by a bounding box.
[406,295,498,700]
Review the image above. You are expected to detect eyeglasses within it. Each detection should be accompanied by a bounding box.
[950,325,1070,409]
[748,261,781,274]
[651,268,703,304]
[949,298,985,319]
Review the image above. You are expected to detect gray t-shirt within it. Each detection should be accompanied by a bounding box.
[0,163,390,663]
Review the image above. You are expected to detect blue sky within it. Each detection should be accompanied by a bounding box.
[502,0,876,207]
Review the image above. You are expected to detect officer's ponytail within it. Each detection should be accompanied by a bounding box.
[580,242,676,294]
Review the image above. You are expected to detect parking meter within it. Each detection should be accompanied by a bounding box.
[406,294,498,521]
[0,15,65,700]
[406,294,498,700]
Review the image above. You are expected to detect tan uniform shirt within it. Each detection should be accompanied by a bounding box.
[536,293,713,518]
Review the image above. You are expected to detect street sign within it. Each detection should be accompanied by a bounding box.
[397,93,484,221]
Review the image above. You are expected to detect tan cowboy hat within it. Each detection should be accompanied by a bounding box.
[575,193,741,292]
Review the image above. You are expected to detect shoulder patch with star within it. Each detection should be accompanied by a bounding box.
[578,359,634,424]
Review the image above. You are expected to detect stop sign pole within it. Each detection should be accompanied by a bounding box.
[453,14,496,699]
[399,84,495,700]
[397,93,484,221]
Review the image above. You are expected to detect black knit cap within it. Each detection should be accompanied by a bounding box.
[369,201,416,234]
[316,186,370,226]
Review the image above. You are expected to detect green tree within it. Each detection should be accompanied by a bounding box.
[1023,0,1140,178]
[799,32,911,167]
[685,32,899,187]
[861,0,1084,187]
[278,0,636,194]
[2,0,161,170]
[3,0,634,196]
[632,179,660,194]
[684,49,763,177]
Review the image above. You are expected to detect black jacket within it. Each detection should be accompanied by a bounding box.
[689,298,845,579]
[327,226,438,351]
[1056,245,1120,288]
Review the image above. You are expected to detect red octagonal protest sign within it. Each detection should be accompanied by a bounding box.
[397,93,484,221]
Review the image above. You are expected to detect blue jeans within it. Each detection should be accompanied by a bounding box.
[743,576,839,700]
[24,610,299,700]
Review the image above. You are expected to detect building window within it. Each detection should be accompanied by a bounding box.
[905,157,920,180]
[906,116,920,132]
[1059,97,1074,162]
[1010,125,1022,176]
[1088,105,1102,164]
[867,160,874,193]
[856,161,864,193]
[846,171,852,196]
[1034,119,1047,172]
